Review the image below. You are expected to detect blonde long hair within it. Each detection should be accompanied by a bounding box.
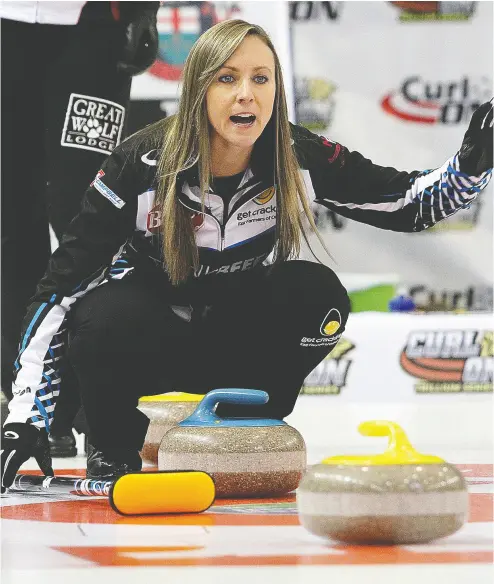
[153,19,327,285]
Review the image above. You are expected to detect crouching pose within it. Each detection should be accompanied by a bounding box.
[1,20,492,488]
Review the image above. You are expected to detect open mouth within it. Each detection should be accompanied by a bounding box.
[230,114,256,127]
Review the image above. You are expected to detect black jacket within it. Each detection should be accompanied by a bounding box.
[8,121,492,428]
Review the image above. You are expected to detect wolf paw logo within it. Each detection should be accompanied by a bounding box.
[83,119,102,139]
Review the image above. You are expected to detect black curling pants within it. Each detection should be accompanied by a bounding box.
[66,261,350,452]
[1,14,131,434]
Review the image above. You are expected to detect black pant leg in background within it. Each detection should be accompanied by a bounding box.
[43,18,132,238]
[42,18,132,435]
[66,261,350,451]
[2,15,132,432]
[1,20,52,399]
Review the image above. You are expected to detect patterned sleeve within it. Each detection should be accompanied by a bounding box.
[293,124,492,233]
[7,146,137,430]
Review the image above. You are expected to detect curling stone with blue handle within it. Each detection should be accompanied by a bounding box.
[138,393,203,463]
[297,421,468,544]
[158,389,306,498]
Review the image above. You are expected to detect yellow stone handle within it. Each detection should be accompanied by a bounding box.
[139,393,204,403]
[322,420,444,466]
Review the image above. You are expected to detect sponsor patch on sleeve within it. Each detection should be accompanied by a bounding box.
[91,172,125,209]
[320,136,342,164]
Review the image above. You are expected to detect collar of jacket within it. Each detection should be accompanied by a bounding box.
[175,129,276,188]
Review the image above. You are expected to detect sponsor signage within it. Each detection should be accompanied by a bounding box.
[301,337,355,395]
[290,1,342,21]
[381,76,491,125]
[400,330,493,393]
[298,313,492,401]
[390,1,477,22]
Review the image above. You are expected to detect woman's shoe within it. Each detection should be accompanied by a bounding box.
[86,444,142,480]
[48,432,77,457]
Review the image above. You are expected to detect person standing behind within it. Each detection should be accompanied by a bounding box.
[1,1,160,454]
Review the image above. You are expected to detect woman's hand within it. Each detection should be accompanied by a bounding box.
[458,98,493,176]
[1,423,53,493]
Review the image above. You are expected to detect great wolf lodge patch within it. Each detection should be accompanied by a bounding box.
[61,94,125,155]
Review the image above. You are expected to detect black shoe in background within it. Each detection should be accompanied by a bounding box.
[48,431,77,457]
[86,444,142,480]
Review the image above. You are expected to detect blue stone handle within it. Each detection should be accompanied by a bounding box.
[185,388,269,425]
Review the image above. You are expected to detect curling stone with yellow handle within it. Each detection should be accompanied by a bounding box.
[297,421,468,544]
[158,389,306,498]
[138,393,204,463]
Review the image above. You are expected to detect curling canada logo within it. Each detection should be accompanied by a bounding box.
[381,76,491,125]
[191,211,205,231]
[400,330,493,393]
[301,337,355,395]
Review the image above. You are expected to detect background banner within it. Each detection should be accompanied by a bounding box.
[301,312,493,403]
[291,1,493,311]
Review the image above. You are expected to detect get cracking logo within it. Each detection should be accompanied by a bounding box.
[254,187,275,205]
[301,308,342,347]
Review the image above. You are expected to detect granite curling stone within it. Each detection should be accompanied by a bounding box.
[138,393,203,463]
[297,420,468,545]
[158,389,306,498]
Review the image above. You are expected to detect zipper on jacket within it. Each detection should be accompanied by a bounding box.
[220,185,275,250]
[220,200,229,251]
[180,183,274,252]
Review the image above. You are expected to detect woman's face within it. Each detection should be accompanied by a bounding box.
[206,35,276,156]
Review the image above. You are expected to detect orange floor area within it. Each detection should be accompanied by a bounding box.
[1,462,492,583]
